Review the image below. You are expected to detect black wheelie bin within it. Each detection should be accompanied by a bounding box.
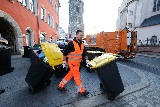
[90,53,124,100]
[25,42,64,94]
[25,49,54,95]
[22,46,31,58]
[0,46,14,76]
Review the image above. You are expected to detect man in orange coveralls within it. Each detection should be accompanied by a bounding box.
[58,30,89,96]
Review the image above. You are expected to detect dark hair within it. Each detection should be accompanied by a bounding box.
[76,30,83,35]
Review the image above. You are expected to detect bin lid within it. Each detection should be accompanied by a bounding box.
[0,45,11,50]
[41,42,63,69]
[89,53,117,69]
[29,47,42,50]
[0,37,8,44]
[87,51,104,54]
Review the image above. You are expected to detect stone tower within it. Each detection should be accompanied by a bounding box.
[68,0,84,38]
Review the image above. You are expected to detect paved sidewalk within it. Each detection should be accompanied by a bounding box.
[130,53,160,71]
[137,53,160,58]
[0,55,150,107]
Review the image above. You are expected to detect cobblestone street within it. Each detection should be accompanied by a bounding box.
[0,54,160,107]
[98,60,160,107]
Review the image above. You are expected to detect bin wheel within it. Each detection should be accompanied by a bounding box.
[28,86,35,95]
[86,67,91,72]
[46,80,51,85]
[108,93,116,101]
[100,83,103,88]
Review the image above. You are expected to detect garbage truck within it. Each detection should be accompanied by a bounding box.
[85,30,137,59]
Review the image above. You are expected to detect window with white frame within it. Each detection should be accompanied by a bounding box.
[48,13,54,28]
[29,0,34,13]
[49,0,53,6]
[41,5,46,21]
[153,0,160,12]
[18,0,37,15]
[128,23,132,28]
[55,4,57,13]
[55,4,59,15]
[18,0,26,6]
[56,23,58,31]
[157,0,160,11]
[129,11,133,16]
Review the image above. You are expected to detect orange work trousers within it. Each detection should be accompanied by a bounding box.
[58,62,85,93]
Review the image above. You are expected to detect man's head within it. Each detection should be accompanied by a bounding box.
[76,30,83,42]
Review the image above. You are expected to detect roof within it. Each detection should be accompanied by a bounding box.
[139,14,160,27]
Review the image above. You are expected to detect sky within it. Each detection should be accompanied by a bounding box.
[59,0,123,35]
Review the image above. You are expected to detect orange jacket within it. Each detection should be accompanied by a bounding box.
[68,40,84,65]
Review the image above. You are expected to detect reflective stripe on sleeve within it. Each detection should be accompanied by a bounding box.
[69,53,82,57]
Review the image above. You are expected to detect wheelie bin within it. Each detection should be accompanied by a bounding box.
[0,46,14,76]
[25,42,65,94]
[22,46,31,58]
[89,53,124,100]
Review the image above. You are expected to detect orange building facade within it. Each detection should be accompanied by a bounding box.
[0,0,60,54]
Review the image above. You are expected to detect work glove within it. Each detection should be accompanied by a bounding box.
[62,61,66,68]
[86,60,92,72]
[86,60,91,68]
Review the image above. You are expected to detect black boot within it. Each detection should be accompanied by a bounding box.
[58,86,67,92]
[0,89,5,94]
[78,90,90,96]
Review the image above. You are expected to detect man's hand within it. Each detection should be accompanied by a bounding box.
[86,60,91,67]
[85,56,88,60]
[62,61,66,68]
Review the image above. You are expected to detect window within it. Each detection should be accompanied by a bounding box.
[18,0,37,15]
[157,0,160,11]
[41,5,46,21]
[48,13,54,28]
[56,23,59,31]
[130,11,133,16]
[49,0,53,6]
[29,0,34,13]
[128,23,132,28]
[153,0,160,12]
[18,0,26,6]
[75,16,77,22]
[79,17,81,23]
[76,5,79,13]
[55,4,59,15]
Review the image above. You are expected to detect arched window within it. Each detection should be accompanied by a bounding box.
[26,27,34,46]
[153,0,160,12]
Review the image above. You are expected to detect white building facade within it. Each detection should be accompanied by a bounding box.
[59,27,66,38]
[117,0,160,46]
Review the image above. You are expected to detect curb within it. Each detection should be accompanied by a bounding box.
[60,63,150,107]
[136,53,160,59]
